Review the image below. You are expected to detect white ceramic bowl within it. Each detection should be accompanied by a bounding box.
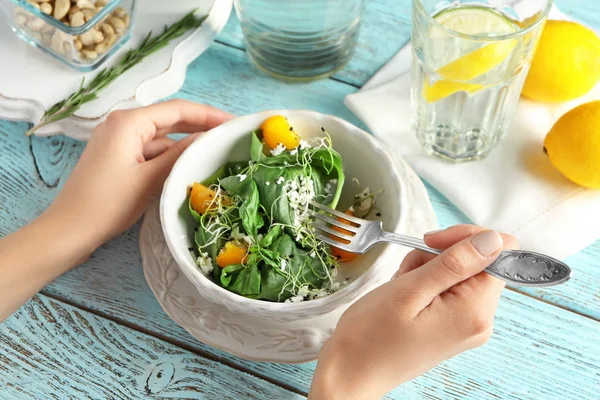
[160,110,408,322]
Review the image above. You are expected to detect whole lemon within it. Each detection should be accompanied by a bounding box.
[522,21,600,103]
[544,101,600,189]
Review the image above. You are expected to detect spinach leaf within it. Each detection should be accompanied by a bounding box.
[260,225,282,248]
[201,161,249,186]
[253,166,326,228]
[259,234,328,301]
[194,215,225,279]
[250,130,265,162]
[221,263,261,297]
[188,195,201,224]
[310,148,344,209]
[220,176,264,237]
[256,147,345,209]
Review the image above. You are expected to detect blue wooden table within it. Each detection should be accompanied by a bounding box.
[1,1,600,398]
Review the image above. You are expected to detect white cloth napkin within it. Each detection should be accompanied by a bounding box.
[345,6,600,260]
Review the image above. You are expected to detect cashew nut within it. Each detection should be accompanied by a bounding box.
[104,33,117,47]
[82,8,96,22]
[68,5,81,17]
[95,41,109,54]
[107,16,125,34]
[74,38,83,51]
[76,0,95,10]
[51,30,67,54]
[53,0,70,20]
[81,49,98,60]
[78,29,96,46]
[41,23,55,34]
[100,23,114,36]
[15,14,27,27]
[70,11,85,27]
[26,17,46,32]
[42,33,53,47]
[113,7,126,19]
[93,29,104,44]
[40,2,52,14]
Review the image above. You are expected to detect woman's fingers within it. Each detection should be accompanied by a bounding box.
[393,225,487,280]
[401,230,504,310]
[142,137,176,160]
[394,250,437,278]
[103,100,233,144]
[145,133,200,195]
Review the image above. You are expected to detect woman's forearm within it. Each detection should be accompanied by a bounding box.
[0,210,95,322]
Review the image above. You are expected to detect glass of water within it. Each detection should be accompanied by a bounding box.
[411,0,552,162]
[234,0,365,81]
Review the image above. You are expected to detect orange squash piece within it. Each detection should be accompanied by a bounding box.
[330,210,359,262]
[260,115,300,150]
[190,183,229,215]
[216,241,249,268]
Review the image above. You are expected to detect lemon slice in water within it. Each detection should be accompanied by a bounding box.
[425,6,519,102]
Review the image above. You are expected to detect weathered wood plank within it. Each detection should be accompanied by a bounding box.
[0,294,303,400]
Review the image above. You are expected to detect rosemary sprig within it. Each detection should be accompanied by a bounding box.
[26,10,207,136]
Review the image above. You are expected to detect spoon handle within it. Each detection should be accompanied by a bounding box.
[484,250,571,287]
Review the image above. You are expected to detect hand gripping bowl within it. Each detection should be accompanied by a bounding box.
[160,110,408,323]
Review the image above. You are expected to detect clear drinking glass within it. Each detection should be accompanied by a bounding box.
[411,0,552,162]
[234,0,365,81]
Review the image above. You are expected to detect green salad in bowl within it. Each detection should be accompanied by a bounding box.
[188,115,377,303]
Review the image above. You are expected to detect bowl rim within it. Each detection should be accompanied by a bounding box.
[160,109,408,312]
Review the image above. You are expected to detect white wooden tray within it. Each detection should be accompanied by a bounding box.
[0,0,232,140]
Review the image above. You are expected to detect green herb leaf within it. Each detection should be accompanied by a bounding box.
[250,130,265,162]
[221,263,261,297]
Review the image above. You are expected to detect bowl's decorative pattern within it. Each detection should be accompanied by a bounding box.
[142,147,437,362]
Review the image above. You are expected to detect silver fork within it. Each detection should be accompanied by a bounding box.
[309,201,571,287]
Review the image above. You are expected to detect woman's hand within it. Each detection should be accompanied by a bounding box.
[0,100,231,322]
[309,225,519,400]
[46,99,232,250]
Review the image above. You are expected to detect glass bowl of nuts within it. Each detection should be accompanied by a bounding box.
[1,0,137,71]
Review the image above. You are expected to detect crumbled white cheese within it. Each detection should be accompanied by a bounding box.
[285,296,304,303]
[270,143,286,156]
[265,181,270,186]
[299,140,311,150]
[283,161,288,166]
[196,252,213,275]
[276,176,285,185]
[297,285,310,297]
[283,176,316,227]
[332,282,341,291]
[290,148,298,156]
[238,174,247,181]
[309,251,316,258]
[242,235,254,246]
[312,289,329,299]
[280,260,287,271]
